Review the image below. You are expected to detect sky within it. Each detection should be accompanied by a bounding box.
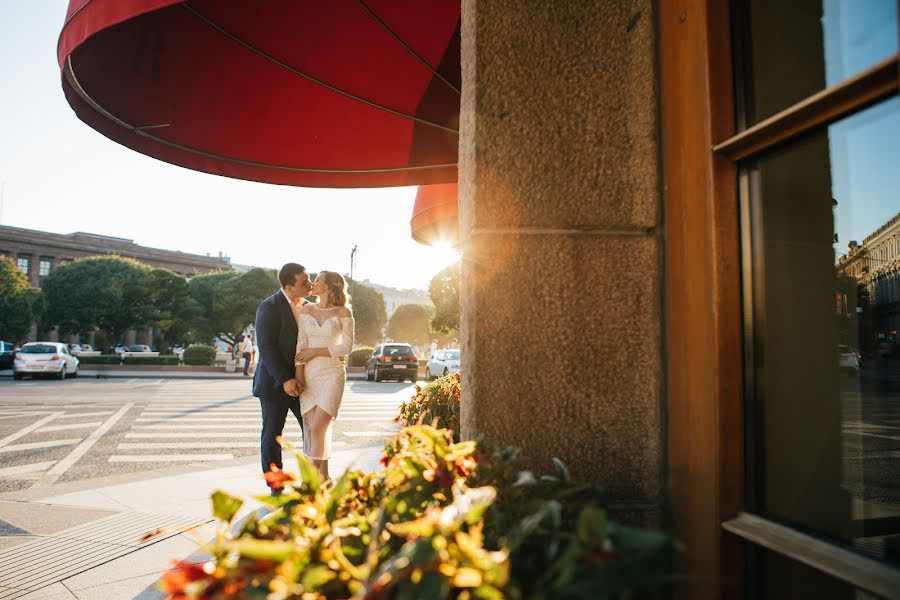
[0,1,459,291]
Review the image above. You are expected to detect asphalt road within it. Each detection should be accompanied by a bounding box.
[0,377,415,493]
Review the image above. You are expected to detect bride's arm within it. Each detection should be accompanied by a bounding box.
[328,315,355,358]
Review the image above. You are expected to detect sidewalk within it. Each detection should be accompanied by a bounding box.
[0,444,384,599]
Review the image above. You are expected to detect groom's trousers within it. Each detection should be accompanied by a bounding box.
[259,393,304,477]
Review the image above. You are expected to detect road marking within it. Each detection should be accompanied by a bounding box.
[117,440,346,449]
[37,421,104,433]
[0,438,82,453]
[109,454,234,462]
[341,431,398,437]
[0,461,57,477]
[57,411,114,418]
[125,432,262,438]
[118,442,259,449]
[336,417,398,422]
[35,403,134,487]
[131,424,258,430]
[0,413,63,448]
[134,417,258,423]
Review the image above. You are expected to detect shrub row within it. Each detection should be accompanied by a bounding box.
[182,344,217,366]
[160,426,674,599]
[348,346,374,367]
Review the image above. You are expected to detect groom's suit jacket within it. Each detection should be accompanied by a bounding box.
[252,290,299,401]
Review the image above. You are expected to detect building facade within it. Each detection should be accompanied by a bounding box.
[0,224,231,344]
[0,224,231,288]
[361,280,433,322]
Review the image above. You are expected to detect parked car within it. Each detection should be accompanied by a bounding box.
[66,343,83,353]
[127,344,151,353]
[425,348,460,380]
[366,343,418,382]
[0,341,14,371]
[837,345,860,375]
[114,344,127,355]
[13,342,79,380]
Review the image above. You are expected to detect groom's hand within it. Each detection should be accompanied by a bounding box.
[282,378,301,397]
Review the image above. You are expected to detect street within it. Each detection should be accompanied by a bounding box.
[0,378,413,493]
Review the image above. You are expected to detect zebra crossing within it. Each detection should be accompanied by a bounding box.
[105,379,406,464]
[0,379,412,486]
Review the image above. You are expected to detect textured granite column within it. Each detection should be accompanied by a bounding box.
[459,0,664,524]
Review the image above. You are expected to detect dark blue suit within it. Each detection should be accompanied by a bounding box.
[252,290,304,479]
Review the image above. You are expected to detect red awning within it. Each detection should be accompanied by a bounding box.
[411,183,458,246]
[58,0,460,188]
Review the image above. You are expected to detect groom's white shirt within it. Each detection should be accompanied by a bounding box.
[280,288,302,319]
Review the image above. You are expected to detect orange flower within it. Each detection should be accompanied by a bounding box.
[160,560,209,595]
[263,464,295,490]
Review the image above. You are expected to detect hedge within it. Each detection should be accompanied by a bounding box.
[348,346,374,367]
[122,356,181,366]
[77,354,122,365]
[182,344,217,366]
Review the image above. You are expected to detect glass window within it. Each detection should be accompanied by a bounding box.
[743,96,900,565]
[735,0,898,125]
[39,259,51,277]
[16,257,29,275]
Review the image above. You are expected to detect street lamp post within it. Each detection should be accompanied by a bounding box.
[349,244,358,283]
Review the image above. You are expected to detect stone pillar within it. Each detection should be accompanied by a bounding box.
[459,0,663,524]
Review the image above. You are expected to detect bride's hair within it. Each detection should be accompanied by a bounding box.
[321,271,350,308]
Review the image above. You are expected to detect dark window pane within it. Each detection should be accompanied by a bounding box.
[756,547,860,599]
[743,97,900,565]
[735,0,898,125]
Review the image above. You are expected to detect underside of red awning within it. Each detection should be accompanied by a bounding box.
[411,183,458,246]
[58,0,461,188]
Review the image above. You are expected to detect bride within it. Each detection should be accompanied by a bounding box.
[293,271,354,481]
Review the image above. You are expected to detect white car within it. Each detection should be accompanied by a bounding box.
[838,345,860,375]
[425,349,460,380]
[13,342,79,380]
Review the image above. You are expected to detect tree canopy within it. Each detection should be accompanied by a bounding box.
[149,268,198,348]
[189,267,277,345]
[41,256,155,341]
[348,281,387,346]
[0,258,45,343]
[428,262,460,334]
[386,303,433,346]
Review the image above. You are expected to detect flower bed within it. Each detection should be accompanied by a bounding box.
[397,372,461,440]
[160,426,674,599]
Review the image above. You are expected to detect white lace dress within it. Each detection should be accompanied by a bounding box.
[295,307,354,459]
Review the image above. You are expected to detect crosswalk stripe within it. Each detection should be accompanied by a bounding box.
[37,421,104,433]
[109,454,234,462]
[0,461,57,477]
[117,441,346,449]
[342,431,399,437]
[0,413,64,448]
[134,418,258,423]
[0,438,82,453]
[125,432,262,438]
[132,424,260,430]
[57,411,114,418]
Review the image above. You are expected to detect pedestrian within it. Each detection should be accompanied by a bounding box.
[450,338,458,349]
[430,339,438,353]
[241,335,254,376]
[253,263,311,495]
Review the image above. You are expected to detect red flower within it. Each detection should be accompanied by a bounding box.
[263,464,295,490]
[160,560,209,595]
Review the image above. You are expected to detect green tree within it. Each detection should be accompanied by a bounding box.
[0,257,45,343]
[189,268,276,346]
[387,303,433,346]
[149,268,199,350]
[348,281,387,346]
[428,262,460,334]
[41,256,155,342]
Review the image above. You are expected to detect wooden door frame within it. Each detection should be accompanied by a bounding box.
[660,1,744,598]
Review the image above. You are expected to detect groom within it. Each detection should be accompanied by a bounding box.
[252,263,310,493]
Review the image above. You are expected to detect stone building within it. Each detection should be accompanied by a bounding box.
[838,212,900,352]
[0,224,231,343]
[0,224,231,288]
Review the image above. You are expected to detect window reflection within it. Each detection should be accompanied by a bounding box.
[745,96,900,565]
[737,0,898,125]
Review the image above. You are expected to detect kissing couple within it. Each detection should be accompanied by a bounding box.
[252,263,355,494]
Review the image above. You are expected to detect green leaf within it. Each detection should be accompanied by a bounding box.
[211,490,243,524]
[233,538,296,562]
[552,457,571,484]
[575,505,607,545]
[325,469,353,523]
[295,452,322,491]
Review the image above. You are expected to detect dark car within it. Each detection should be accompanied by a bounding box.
[0,341,14,371]
[365,343,418,382]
